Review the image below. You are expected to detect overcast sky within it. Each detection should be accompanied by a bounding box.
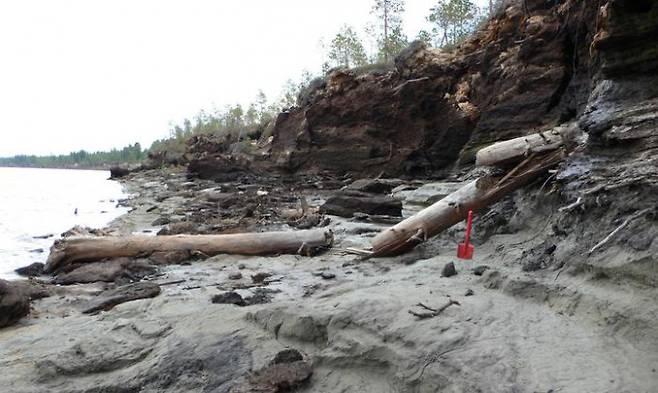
[0,0,488,156]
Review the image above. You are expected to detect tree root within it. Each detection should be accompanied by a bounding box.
[409,299,460,319]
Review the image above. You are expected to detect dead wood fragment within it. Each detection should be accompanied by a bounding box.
[559,196,585,212]
[372,150,565,256]
[392,77,430,94]
[45,229,334,273]
[352,212,403,225]
[588,208,651,255]
[476,129,566,167]
[409,299,460,319]
[82,282,161,314]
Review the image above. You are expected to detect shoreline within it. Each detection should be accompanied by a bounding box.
[0,165,114,171]
[1,168,656,392]
[0,168,130,281]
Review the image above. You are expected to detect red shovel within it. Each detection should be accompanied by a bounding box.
[457,210,474,259]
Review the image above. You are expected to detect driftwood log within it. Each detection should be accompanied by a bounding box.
[475,128,566,167]
[371,150,564,256]
[45,229,333,273]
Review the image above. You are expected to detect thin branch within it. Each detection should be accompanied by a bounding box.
[588,208,651,255]
[559,196,584,212]
[409,299,460,319]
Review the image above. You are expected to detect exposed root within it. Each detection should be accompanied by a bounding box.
[588,208,651,255]
[409,299,461,319]
[559,196,584,212]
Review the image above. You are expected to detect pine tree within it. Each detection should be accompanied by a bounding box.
[371,0,406,62]
[327,25,369,68]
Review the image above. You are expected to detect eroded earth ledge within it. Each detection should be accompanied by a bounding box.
[1,0,657,392]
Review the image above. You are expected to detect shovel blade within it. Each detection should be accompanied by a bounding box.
[457,243,474,259]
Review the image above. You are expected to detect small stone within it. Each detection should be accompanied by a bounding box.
[211,291,246,306]
[237,263,246,270]
[15,262,44,277]
[271,349,304,365]
[472,265,490,276]
[151,216,171,226]
[465,289,474,296]
[228,271,242,280]
[252,272,273,284]
[0,280,30,327]
[29,248,44,254]
[321,272,336,280]
[442,262,457,277]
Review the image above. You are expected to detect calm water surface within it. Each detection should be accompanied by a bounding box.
[0,167,129,279]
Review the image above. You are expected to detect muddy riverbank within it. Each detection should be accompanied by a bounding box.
[1,167,656,392]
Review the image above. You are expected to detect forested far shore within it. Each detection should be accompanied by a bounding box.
[0,143,146,170]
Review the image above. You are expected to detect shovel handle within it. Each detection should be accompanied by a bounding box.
[464,210,473,244]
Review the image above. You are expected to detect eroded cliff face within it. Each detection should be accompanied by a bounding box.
[258,0,657,178]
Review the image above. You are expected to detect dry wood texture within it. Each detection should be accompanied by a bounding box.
[371,150,565,256]
[475,129,565,166]
[45,229,334,273]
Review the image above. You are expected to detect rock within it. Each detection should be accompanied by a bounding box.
[54,258,156,285]
[320,191,402,217]
[403,182,465,206]
[157,221,200,235]
[82,282,161,314]
[61,226,109,238]
[109,166,132,179]
[12,281,51,301]
[15,262,44,277]
[151,216,171,226]
[344,179,399,194]
[34,327,250,392]
[246,287,279,305]
[472,265,490,276]
[0,279,30,328]
[32,233,53,239]
[465,289,474,296]
[187,153,253,182]
[271,349,304,365]
[228,271,243,280]
[320,272,336,280]
[230,349,312,393]
[238,263,246,270]
[212,291,247,307]
[252,272,273,284]
[442,262,457,277]
[204,191,240,207]
[30,248,44,254]
[291,213,322,229]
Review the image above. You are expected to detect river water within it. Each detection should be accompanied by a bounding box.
[0,167,129,279]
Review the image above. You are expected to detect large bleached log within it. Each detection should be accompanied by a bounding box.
[371,150,564,256]
[45,229,334,273]
[475,129,565,167]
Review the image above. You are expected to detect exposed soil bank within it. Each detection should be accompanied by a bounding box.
[1,167,656,392]
[1,1,657,392]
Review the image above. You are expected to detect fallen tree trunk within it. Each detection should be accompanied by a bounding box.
[45,229,334,273]
[475,128,566,167]
[371,150,564,256]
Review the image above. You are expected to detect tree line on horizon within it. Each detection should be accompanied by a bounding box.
[1,1,500,169]
[0,143,146,169]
